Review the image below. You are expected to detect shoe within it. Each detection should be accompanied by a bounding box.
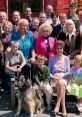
[51,111,57,117]
[61,114,67,117]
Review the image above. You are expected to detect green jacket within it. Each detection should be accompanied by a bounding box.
[32,65,50,86]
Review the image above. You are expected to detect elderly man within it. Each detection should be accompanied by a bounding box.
[46,5,54,24]
[5,41,26,89]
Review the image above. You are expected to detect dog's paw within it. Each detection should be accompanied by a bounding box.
[30,114,33,117]
[15,112,20,117]
[35,110,40,114]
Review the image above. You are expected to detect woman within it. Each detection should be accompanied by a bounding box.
[35,23,56,62]
[48,40,70,117]
[64,19,76,59]
[11,18,35,61]
[1,20,13,50]
[30,17,39,39]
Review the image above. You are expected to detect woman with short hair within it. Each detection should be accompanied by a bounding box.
[35,23,56,63]
[49,40,70,117]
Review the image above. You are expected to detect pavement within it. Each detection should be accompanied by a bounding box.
[0,92,82,117]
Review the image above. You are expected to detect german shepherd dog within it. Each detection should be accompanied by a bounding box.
[15,75,41,117]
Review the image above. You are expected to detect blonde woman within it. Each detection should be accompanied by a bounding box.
[35,23,56,62]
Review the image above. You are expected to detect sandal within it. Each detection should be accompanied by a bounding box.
[51,111,57,117]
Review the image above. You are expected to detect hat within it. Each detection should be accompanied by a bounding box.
[56,40,65,47]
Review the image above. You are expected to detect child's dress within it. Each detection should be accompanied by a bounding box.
[67,67,82,98]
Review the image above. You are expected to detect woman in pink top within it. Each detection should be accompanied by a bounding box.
[35,23,56,60]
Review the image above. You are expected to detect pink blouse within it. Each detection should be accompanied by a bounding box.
[35,36,56,58]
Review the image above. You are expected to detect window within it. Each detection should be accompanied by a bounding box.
[10,0,23,12]
[28,0,41,12]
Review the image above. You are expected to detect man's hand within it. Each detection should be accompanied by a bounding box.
[17,67,22,72]
[30,57,35,64]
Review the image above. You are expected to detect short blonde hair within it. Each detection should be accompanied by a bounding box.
[65,19,76,33]
[74,55,82,67]
[2,20,13,32]
[18,18,29,29]
[39,23,53,35]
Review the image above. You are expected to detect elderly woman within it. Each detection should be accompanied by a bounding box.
[35,23,56,62]
[1,20,13,50]
[48,40,70,117]
[64,19,76,59]
[11,18,35,60]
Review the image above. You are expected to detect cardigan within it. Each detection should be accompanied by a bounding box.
[48,54,70,79]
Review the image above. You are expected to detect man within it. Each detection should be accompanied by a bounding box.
[12,11,21,32]
[51,12,67,39]
[46,5,54,24]
[39,12,46,25]
[5,41,26,89]
[24,7,32,28]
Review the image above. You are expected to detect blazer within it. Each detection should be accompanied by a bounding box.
[50,24,64,39]
[35,36,56,58]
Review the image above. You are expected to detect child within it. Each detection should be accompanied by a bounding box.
[32,55,53,111]
[67,55,82,112]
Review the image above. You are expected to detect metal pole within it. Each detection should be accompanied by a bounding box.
[43,0,44,12]
[6,0,8,18]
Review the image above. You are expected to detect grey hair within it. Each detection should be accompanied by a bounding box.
[65,19,76,33]
[11,41,19,46]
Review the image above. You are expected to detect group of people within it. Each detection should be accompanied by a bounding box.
[0,4,82,117]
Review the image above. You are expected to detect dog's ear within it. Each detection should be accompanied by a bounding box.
[26,78,32,83]
[19,75,25,82]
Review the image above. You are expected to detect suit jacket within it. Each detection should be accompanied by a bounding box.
[50,24,64,39]
[74,33,82,54]
[64,34,76,57]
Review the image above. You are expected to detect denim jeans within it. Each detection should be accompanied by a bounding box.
[5,63,31,89]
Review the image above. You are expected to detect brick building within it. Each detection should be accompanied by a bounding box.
[0,0,72,19]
